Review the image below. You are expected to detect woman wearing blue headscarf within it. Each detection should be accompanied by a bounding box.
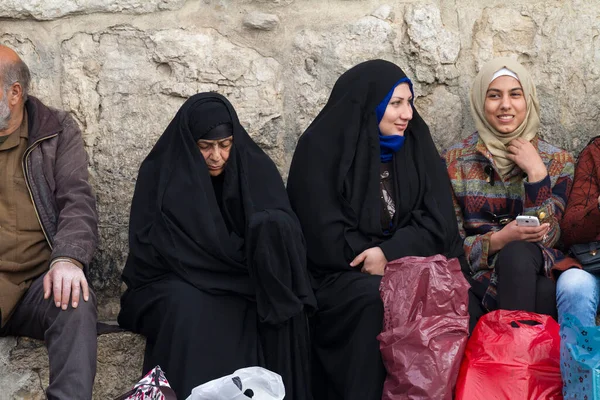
[287,60,465,399]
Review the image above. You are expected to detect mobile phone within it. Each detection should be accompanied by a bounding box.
[516,215,540,227]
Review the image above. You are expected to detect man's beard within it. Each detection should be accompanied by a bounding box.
[0,92,12,131]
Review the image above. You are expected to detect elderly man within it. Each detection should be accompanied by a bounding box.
[0,45,98,399]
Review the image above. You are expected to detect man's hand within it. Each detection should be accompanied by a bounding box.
[506,138,548,182]
[350,247,388,276]
[489,220,550,254]
[43,261,89,310]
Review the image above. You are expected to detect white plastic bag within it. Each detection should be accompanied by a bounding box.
[186,366,285,400]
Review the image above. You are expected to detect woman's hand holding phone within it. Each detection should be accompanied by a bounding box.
[489,220,550,254]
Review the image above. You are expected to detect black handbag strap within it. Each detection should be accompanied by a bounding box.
[154,369,178,400]
[159,386,178,400]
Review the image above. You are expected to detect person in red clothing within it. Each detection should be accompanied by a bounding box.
[557,137,600,326]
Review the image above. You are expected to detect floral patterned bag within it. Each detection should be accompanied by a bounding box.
[114,365,177,400]
[560,314,600,399]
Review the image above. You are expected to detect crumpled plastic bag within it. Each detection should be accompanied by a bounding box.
[186,367,285,400]
[560,313,600,399]
[114,365,177,400]
[378,254,470,400]
[455,310,563,400]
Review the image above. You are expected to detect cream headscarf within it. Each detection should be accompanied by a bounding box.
[470,57,540,177]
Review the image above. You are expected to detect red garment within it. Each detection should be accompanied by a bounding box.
[560,137,600,248]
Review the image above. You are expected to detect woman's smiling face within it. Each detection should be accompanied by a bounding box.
[378,83,413,136]
[484,75,527,134]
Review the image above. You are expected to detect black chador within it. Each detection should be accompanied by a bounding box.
[287,60,465,399]
[119,93,316,398]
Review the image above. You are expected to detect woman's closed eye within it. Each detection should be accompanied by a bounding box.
[197,138,233,150]
[218,139,233,148]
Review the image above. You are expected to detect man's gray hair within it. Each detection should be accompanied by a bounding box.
[1,58,31,101]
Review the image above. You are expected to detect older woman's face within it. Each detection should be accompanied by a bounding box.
[378,83,413,136]
[484,75,527,134]
[196,136,233,176]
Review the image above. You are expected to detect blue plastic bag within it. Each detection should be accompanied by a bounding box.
[560,313,600,399]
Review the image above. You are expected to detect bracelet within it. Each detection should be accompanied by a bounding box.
[49,257,77,269]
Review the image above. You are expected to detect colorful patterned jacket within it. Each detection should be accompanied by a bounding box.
[443,132,574,310]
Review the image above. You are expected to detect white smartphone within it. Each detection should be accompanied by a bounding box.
[516,215,540,227]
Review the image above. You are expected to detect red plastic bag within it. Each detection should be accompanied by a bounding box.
[378,254,470,400]
[455,310,563,400]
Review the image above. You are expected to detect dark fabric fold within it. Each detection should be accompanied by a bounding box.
[286,59,465,399]
[119,92,316,398]
[287,59,464,278]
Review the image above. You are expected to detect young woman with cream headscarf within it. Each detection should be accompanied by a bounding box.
[443,57,575,330]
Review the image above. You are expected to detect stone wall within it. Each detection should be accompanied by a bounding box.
[0,332,145,399]
[1,0,599,319]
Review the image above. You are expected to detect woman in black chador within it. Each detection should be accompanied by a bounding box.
[287,60,465,399]
[118,92,317,398]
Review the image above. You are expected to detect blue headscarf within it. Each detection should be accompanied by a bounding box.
[376,77,414,162]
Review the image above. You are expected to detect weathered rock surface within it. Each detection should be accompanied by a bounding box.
[0,0,186,20]
[0,332,145,399]
[371,4,394,22]
[288,14,396,138]
[243,11,281,30]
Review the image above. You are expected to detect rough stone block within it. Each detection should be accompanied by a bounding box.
[0,0,186,20]
[405,4,460,65]
[0,332,145,399]
[371,4,394,22]
[243,12,281,31]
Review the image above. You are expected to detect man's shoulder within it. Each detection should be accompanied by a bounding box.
[26,96,79,142]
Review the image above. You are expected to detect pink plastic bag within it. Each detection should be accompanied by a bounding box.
[378,255,470,400]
